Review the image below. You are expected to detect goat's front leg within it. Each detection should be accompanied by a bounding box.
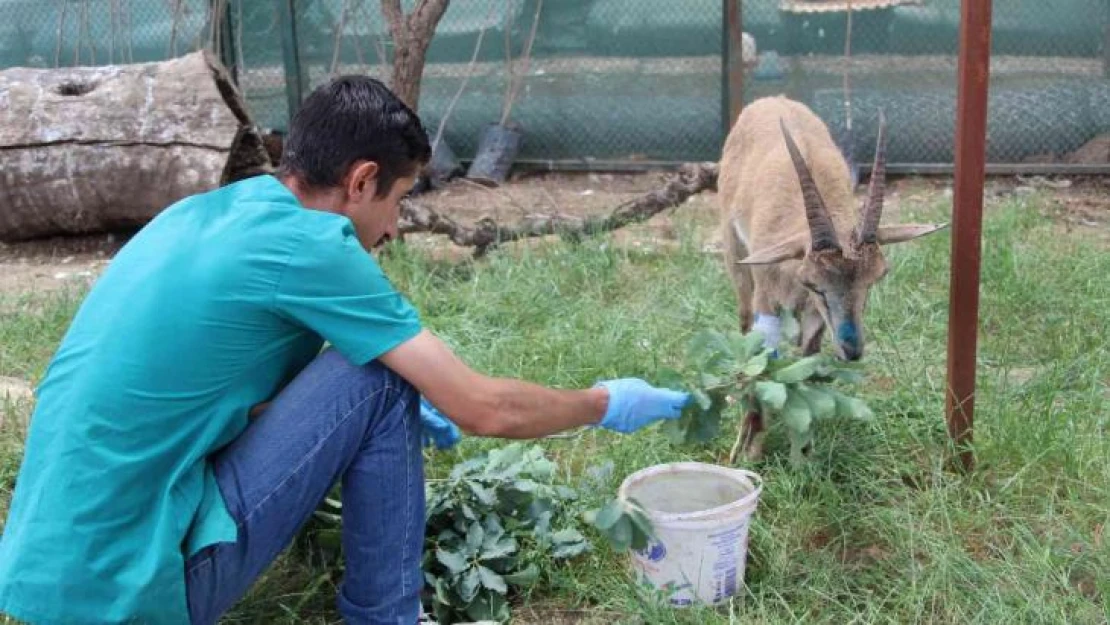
[729,409,766,464]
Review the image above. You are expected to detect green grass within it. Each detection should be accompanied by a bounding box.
[2,190,1108,624]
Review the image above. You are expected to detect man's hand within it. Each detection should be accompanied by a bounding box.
[419,396,460,450]
[594,378,690,433]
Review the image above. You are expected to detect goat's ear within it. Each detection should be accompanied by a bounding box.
[876,223,948,245]
[736,235,807,265]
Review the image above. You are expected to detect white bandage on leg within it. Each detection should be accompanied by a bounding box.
[752,313,781,350]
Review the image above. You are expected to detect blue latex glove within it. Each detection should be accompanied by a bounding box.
[419,397,461,450]
[594,378,691,434]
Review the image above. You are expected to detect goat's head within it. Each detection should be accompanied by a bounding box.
[737,113,947,361]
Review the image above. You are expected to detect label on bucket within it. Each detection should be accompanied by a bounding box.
[629,516,753,607]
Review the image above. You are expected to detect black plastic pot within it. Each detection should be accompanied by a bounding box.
[465,122,524,186]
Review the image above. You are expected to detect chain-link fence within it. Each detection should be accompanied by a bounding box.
[2,0,1108,169]
[747,0,1110,168]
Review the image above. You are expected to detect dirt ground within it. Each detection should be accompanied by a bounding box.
[1,170,1108,298]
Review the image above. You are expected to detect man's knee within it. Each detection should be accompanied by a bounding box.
[315,348,417,423]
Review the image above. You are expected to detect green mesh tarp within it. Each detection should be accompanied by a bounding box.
[1,0,1108,166]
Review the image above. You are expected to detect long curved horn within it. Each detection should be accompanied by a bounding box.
[779,118,840,251]
[856,109,887,245]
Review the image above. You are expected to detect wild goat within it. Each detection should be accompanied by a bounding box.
[717,96,946,459]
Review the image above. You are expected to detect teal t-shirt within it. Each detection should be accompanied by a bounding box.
[0,175,423,624]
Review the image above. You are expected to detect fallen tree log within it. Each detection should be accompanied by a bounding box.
[398,162,719,256]
[0,50,252,242]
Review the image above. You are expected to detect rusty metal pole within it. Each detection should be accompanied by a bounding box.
[722,0,745,133]
[945,0,993,472]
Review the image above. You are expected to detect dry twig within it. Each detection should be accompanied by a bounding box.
[399,162,718,256]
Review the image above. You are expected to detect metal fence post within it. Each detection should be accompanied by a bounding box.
[277,0,305,121]
[722,0,744,138]
[945,0,993,473]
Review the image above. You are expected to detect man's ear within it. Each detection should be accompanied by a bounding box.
[876,222,948,245]
[737,234,808,265]
[346,160,380,199]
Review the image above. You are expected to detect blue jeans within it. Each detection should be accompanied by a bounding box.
[184,348,425,624]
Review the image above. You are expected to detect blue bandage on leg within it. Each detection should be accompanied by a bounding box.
[752,313,781,358]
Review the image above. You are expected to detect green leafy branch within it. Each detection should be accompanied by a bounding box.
[655,325,874,467]
[422,443,589,624]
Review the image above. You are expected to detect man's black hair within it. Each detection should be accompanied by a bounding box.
[278,75,431,198]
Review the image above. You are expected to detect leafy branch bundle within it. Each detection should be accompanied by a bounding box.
[656,325,875,467]
[422,443,589,623]
[310,443,589,624]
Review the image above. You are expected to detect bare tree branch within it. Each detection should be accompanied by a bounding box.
[407,0,451,40]
[432,2,495,150]
[379,0,450,108]
[329,0,354,76]
[501,0,542,125]
[380,0,405,42]
[399,162,718,256]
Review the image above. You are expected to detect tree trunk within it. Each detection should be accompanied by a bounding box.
[381,0,451,109]
[0,50,252,242]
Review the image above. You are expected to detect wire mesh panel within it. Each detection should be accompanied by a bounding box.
[0,0,210,69]
[0,0,1108,168]
[299,0,725,164]
[741,0,1110,167]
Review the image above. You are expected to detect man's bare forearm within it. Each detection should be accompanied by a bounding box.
[472,378,609,439]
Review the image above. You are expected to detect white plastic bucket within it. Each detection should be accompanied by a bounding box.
[617,462,763,607]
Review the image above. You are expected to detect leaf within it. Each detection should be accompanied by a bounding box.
[730,330,767,361]
[698,371,723,389]
[432,576,454,607]
[552,538,590,559]
[460,502,478,522]
[551,527,586,545]
[655,366,688,392]
[458,566,481,603]
[465,590,509,623]
[660,416,689,445]
[625,499,657,541]
[503,562,540,586]
[479,536,518,561]
[833,391,875,422]
[435,548,469,575]
[466,480,498,507]
[629,523,652,552]
[781,391,813,434]
[591,498,625,531]
[741,350,770,376]
[607,515,634,551]
[771,355,825,383]
[827,366,866,384]
[477,565,508,594]
[754,381,787,410]
[687,330,734,371]
[555,485,578,500]
[512,479,541,493]
[481,514,505,547]
[796,384,837,420]
[691,388,712,410]
[465,520,485,554]
[686,391,725,443]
